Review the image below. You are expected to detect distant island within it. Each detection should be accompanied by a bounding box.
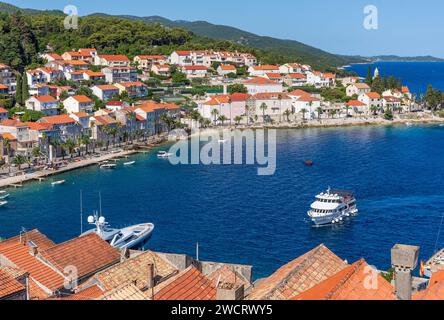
[368,55,444,62]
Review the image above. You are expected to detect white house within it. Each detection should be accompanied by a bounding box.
[306,71,335,88]
[346,100,368,116]
[217,64,237,76]
[248,65,280,77]
[358,92,383,114]
[287,89,321,119]
[383,96,402,111]
[247,93,292,121]
[63,95,94,114]
[284,73,307,87]
[25,95,59,116]
[151,64,171,77]
[133,55,167,70]
[94,55,131,67]
[242,77,283,94]
[346,83,371,97]
[169,51,193,66]
[181,66,208,79]
[26,69,48,87]
[279,63,303,74]
[91,85,120,101]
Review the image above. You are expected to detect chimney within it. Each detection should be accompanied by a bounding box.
[146,263,155,290]
[28,243,38,257]
[216,283,245,301]
[391,244,420,300]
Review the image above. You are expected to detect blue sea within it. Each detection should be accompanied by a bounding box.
[1,126,444,279]
[346,61,444,96]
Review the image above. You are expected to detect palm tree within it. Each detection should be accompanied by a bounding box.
[3,138,11,162]
[370,105,379,116]
[210,109,219,125]
[316,107,323,120]
[218,115,228,126]
[234,116,242,126]
[31,147,42,165]
[283,109,291,122]
[12,154,27,171]
[344,104,351,117]
[260,103,268,123]
[81,135,91,154]
[300,108,308,121]
[63,139,76,158]
[329,109,337,119]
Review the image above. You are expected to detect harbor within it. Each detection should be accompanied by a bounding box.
[1,126,444,280]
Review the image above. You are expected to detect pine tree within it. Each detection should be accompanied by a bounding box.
[21,72,29,103]
[15,73,23,106]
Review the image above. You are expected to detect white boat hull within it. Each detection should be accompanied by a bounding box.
[309,208,358,226]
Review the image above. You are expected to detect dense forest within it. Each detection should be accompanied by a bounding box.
[0,11,267,72]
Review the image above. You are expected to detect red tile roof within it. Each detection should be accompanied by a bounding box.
[40,114,76,125]
[152,266,216,300]
[414,270,444,300]
[366,92,381,99]
[25,122,53,131]
[95,85,119,91]
[230,93,251,102]
[60,284,105,300]
[248,244,347,300]
[32,95,57,103]
[0,268,26,299]
[252,92,291,100]
[39,233,120,280]
[99,54,130,62]
[0,119,27,127]
[243,77,280,85]
[183,65,208,71]
[293,259,396,300]
[347,100,366,107]
[287,89,310,97]
[0,132,17,140]
[0,230,65,294]
[70,95,93,103]
[251,65,279,70]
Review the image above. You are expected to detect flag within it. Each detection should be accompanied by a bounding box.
[419,260,425,277]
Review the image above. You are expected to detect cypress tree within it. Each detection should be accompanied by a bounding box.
[15,73,23,106]
[365,65,372,85]
[21,72,29,103]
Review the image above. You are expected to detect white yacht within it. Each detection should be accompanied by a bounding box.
[308,188,358,226]
[100,163,117,169]
[81,212,154,250]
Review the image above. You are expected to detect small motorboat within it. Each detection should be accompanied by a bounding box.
[81,213,155,250]
[123,161,135,166]
[304,160,314,166]
[100,163,117,169]
[0,201,8,207]
[157,151,173,158]
[51,180,66,186]
[0,193,10,200]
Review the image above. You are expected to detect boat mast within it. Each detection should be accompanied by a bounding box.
[80,190,83,235]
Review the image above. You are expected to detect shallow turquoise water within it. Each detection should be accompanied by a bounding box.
[1,125,444,279]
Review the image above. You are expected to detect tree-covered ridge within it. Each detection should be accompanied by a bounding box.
[0,12,39,71]
[0,11,264,72]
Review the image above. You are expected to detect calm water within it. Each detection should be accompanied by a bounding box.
[346,61,444,96]
[1,126,444,279]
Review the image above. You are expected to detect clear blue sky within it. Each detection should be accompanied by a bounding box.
[6,0,444,57]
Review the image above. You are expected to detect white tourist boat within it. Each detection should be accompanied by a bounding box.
[81,212,155,250]
[307,188,358,226]
[100,163,117,169]
[0,201,7,207]
[123,161,136,166]
[51,180,66,186]
[157,151,173,158]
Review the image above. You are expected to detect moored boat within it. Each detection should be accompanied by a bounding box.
[123,161,136,166]
[51,180,66,186]
[157,151,173,158]
[81,213,154,250]
[307,188,358,226]
[100,163,117,169]
[0,201,7,207]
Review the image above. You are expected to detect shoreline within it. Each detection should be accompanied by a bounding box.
[2,117,443,190]
[0,137,170,190]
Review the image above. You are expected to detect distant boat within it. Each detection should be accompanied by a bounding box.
[51,180,65,186]
[157,151,173,158]
[406,122,413,127]
[123,161,135,166]
[304,160,314,166]
[0,201,8,207]
[100,163,117,169]
[0,193,10,200]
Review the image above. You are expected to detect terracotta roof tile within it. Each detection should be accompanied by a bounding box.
[152,266,216,300]
[0,268,26,299]
[243,77,279,85]
[39,233,120,280]
[248,244,347,300]
[99,283,148,300]
[293,259,396,300]
[414,270,444,300]
[96,251,177,291]
[40,114,76,125]
[58,284,105,300]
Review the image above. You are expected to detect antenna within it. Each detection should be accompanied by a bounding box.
[196,242,199,261]
[434,212,444,254]
[80,190,83,235]
[99,192,102,216]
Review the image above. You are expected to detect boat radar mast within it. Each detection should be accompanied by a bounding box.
[87,211,107,236]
